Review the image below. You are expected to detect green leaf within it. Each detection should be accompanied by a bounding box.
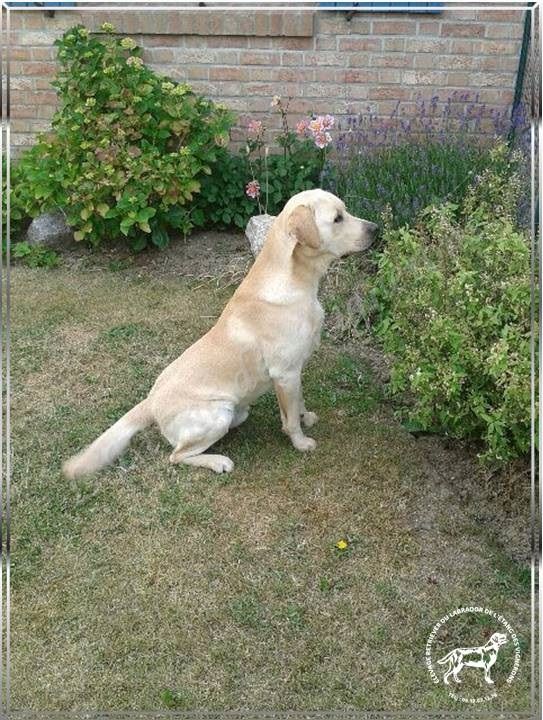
[151,224,169,249]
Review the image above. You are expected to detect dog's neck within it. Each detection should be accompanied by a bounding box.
[292,244,335,290]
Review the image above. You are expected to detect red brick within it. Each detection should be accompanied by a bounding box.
[144,48,174,63]
[274,67,312,83]
[369,87,409,101]
[280,37,313,51]
[281,52,301,67]
[8,47,30,61]
[372,54,413,68]
[34,77,55,90]
[22,12,47,31]
[209,35,250,50]
[485,23,520,40]
[446,71,472,87]
[141,36,184,48]
[383,38,405,52]
[405,38,449,53]
[30,47,56,61]
[248,38,273,50]
[441,23,485,38]
[245,83,276,96]
[37,104,55,119]
[483,40,520,56]
[418,21,440,36]
[12,61,56,77]
[379,69,404,84]
[338,37,381,52]
[304,52,346,67]
[11,104,37,119]
[343,69,373,84]
[403,70,444,85]
[240,51,280,66]
[449,39,478,54]
[315,36,336,51]
[209,66,243,81]
[372,21,417,35]
[477,10,524,23]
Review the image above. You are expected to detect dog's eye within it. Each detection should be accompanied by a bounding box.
[334,214,343,223]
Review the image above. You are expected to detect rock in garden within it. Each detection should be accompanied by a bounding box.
[26,211,73,248]
[245,213,275,257]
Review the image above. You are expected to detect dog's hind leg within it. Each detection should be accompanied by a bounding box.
[167,404,234,473]
[230,406,249,429]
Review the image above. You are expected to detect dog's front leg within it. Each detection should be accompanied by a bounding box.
[274,375,316,452]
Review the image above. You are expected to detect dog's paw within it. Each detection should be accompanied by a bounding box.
[209,455,234,473]
[292,435,316,452]
[302,411,318,428]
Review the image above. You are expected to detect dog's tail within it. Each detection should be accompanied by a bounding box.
[63,399,153,480]
[437,650,456,665]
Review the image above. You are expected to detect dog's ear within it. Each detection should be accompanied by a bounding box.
[287,205,320,250]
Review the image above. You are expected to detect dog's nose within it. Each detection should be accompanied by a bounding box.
[366,221,379,235]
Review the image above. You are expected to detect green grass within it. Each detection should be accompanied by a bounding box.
[10,262,531,711]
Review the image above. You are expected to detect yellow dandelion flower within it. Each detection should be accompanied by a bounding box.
[336,539,348,550]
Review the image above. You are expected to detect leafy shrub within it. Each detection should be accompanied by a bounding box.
[12,241,60,268]
[191,98,329,229]
[1,157,54,267]
[191,146,321,230]
[14,24,234,250]
[372,143,531,463]
[1,155,24,237]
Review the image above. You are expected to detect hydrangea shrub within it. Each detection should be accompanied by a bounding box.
[14,24,234,249]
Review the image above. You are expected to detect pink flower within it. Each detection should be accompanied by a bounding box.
[321,114,335,130]
[313,131,332,149]
[308,117,323,135]
[246,180,260,199]
[270,95,281,107]
[308,114,335,137]
[247,119,263,135]
[296,119,309,137]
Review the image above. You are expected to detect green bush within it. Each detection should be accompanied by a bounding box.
[14,24,234,250]
[2,157,57,266]
[191,146,321,230]
[191,99,326,229]
[372,143,531,463]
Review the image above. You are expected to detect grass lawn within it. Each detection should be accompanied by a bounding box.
[10,237,531,711]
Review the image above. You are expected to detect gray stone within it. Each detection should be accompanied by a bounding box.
[26,211,73,248]
[245,213,275,257]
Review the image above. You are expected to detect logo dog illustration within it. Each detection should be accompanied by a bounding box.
[437,632,508,685]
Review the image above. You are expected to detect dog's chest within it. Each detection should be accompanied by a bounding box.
[277,300,324,365]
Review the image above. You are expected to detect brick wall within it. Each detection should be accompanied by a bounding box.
[8,6,525,153]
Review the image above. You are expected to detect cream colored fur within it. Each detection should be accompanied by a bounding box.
[63,189,377,477]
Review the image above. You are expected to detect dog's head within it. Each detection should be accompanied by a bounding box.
[281,189,377,259]
[489,632,508,647]
[281,190,377,258]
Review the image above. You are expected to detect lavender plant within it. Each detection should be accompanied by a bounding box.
[325,92,530,230]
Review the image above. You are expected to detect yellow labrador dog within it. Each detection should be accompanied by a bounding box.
[63,189,377,477]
